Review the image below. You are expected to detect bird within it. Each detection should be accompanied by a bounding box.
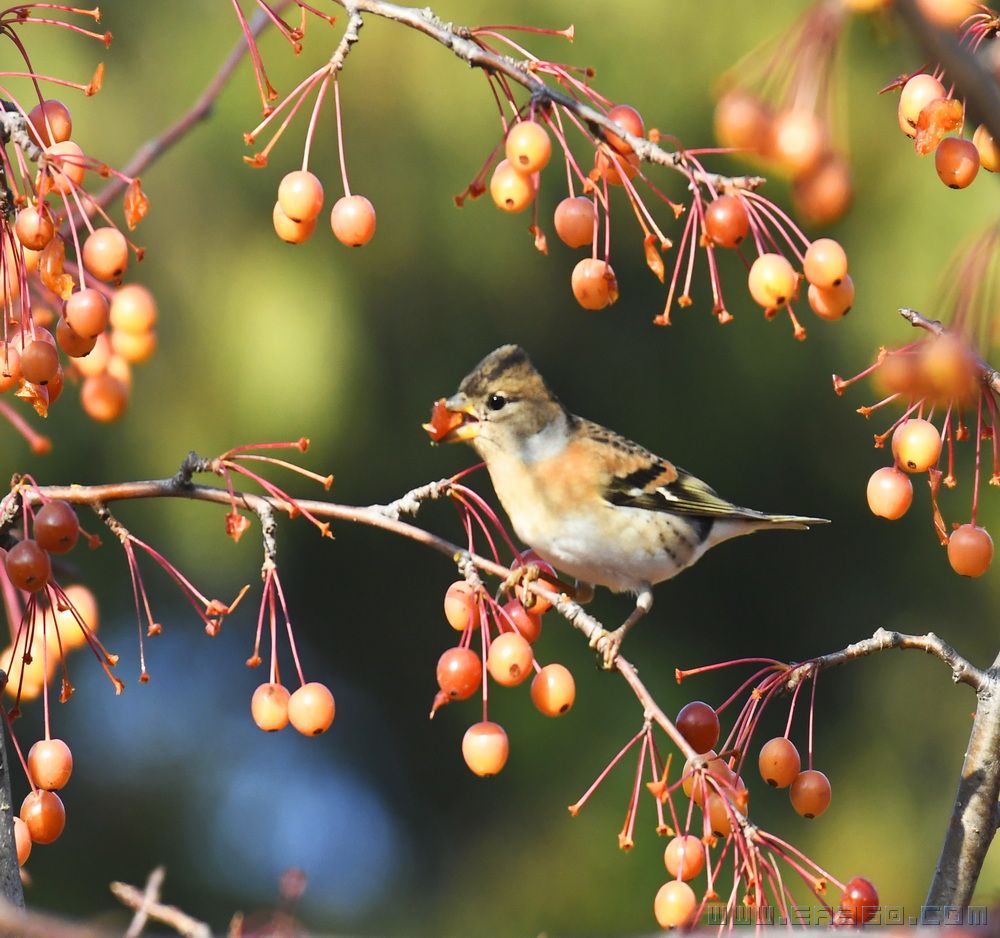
[427,344,828,666]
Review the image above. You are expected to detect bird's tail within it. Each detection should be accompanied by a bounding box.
[756,513,829,531]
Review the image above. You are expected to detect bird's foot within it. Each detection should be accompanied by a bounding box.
[589,626,625,670]
[496,563,540,607]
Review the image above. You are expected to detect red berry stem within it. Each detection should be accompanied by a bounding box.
[567,724,647,817]
[971,392,983,525]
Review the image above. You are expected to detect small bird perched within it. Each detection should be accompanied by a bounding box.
[428,344,827,666]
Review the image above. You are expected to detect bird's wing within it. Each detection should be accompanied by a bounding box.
[577,420,761,521]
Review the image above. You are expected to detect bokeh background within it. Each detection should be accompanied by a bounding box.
[5,1,1000,933]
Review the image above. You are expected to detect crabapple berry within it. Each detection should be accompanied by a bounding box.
[947,525,994,577]
[790,769,832,818]
[571,258,618,310]
[892,418,942,472]
[462,721,509,776]
[82,227,128,282]
[675,701,720,754]
[758,737,801,788]
[0,343,20,393]
[64,288,111,338]
[330,195,377,246]
[866,467,913,520]
[898,74,946,136]
[19,340,59,385]
[714,90,771,152]
[793,152,852,226]
[251,682,290,731]
[278,170,324,222]
[112,328,157,364]
[593,148,639,186]
[769,108,826,174]
[436,647,482,701]
[80,374,129,422]
[110,284,157,334]
[803,238,848,288]
[489,160,536,213]
[704,196,749,248]
[443,581,477,632]
[839,876,880,925]
[486,631,533,687]
[935,136,980,189]
[920,334,977,402]
[56,584,99,651]
[663,834,704,881]
[33,499,79,554]
[6,539,51,592]
[13,817,30,866]
[14,205,54,251]
[807,276,854,320]
[287,682,336,735]
[973,124,1000,172]
[45,140,86,194]
[28,100,72,146]
[505,120,551,173]
[56,319,97,358]
[553,196,596,249]
[748,253,797,308]
[499,598,542,644]
[27,738,73,790]
[653,880,697,929]
[20,790,65,844]
[530,663,575,716]
[272,202,316,244]
[604,104,644,154]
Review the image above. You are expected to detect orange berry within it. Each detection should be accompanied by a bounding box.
[20,789,65,844]
[75,332,112,377]
[489,159,536,213]
[80,373,129,422]
[553,196,596,249]
[56,319,97,358]
[704,195,749,248]
[55,583,99,650]
[935,136,980,189]
[571,258,618,310]
[461,721,508,776]
[105,354,132,390]
[330,194,377,246]
[251,682,290,731]
[593,147,639,186]
[109,284,157,334]
[443,581,477,632]
[758,737,801,788]
[792,152,852,226]
[27,738,73,790]
[676,701,720,754]
[682,751,736,805]
[111,328,157,364]
[769,108,826,174]
[14,205,54,251]
[0,343,21,393]
[664,835,704,881]
[64,288,110,338]
[19,340,59,386]
[436,646,482,701]
[915,0,976,26]
[653,880,698,929]
[714,90,771,152]
[866,466,913,520]
[898,75,947,135]
[807,276,854,321]
[82,227,128,282]
[45,140,86,194]
[499,598,542,644]
[605,103,645,154]
[892,418,942,472]
[803,238,848,288]
[486,631,533,687]
[33,499,79,554]
[287,681,335,735]
[748,253,797,308]
[973,124,1000,172]
[505,120,551,173]
[530,663,575,716]
[13,817,30,866]
[272,201,316,244]
[706,792,733,835]
[919,334,978,403]
[790,769,832,818]
[28,100,72,146]
[948,524,994,577]
[839,876,880,925]
[6,539,50,592]
[277,170,324,222]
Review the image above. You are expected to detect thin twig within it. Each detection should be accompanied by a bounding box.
[112,870,211,938]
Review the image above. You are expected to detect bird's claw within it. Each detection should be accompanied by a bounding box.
[497,563,540,608]
[589,626,623,670]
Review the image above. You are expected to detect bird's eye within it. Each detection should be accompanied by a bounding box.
[487,393,507,411]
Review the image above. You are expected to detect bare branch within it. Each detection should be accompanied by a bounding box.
[784,626,986,691]
[112,869,211,938]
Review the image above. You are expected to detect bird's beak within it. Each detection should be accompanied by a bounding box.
[422,395,480,443]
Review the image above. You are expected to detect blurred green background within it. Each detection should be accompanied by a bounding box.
[4,0,1000,933]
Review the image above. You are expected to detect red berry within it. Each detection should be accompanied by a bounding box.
[530,663,575,716]
[19,340,59,386]
[27,738,73,790]
[28,100,72,146]
[839,876,879,925]
[758,737,801,788]
[790,769,832,818]
[33,500,79,554]
[13,817,30,866]
[704,196,749,248]
[436,646,481,701]
[553,196,596,249]
[935,136,980,189]
[803,238,848,289]
[663,834,704,881]
[653,880,697,929]
[499,598,542,644]
[20,789,65,844]
[5,539,51,592]
[14,205,54,251]
[948,524,993,577]
[676,701,720,754]
[605,104,644,154]
[64,288,111,338]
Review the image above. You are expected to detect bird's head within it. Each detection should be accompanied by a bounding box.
[423,345,567,452]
